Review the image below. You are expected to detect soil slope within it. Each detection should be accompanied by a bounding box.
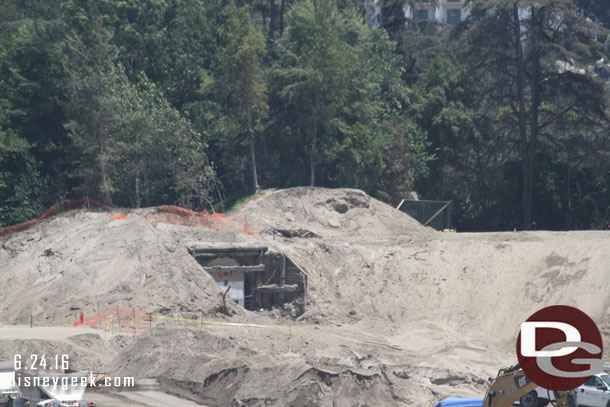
[1,187,609,406]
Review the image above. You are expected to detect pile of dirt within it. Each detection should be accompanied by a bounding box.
[237,189,610,342]
[239,188,429,238]
[1,187,610,406]
[109,324,493,407]
[0,211,243,326]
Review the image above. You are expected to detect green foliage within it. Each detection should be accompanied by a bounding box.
[271,0,379,186]
[0,0,609,231]
[62,1,120,203]
[62,0,215,209]
[109,72,215,209]
[456,0,610,230]
[216,1,267,192]
[0,118,44,227]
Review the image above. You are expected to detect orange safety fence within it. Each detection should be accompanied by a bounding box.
[71,304,292,337]
[109,213,131,220]
[145,206,262,236]
[73,306,152,336]
[0,197,111,238]
[0,198,263,238]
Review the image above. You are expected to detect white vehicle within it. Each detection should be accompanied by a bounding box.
[37,400,79,407]
[519,373,610,407]
[0,361,19,406]
[14,369,88,407]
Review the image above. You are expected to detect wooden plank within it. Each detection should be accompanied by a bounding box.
[203,265,266,273]
[190,246,268,252]
[256,284,299,293]
[192,252,264,259]
[189,247,268,256]
[423,201,451,227]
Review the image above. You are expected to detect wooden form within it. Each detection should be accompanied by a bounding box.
[203,265,266,273]
[188,246,307,314]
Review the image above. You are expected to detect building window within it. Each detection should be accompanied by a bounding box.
[415,9,429,21]
[446,8,461,24]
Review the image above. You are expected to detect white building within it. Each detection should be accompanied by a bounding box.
[363,0,470,28]
[407,0,470,24]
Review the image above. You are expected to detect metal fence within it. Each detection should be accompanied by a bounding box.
[398,200,454,231]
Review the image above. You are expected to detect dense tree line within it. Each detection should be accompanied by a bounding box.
[0,0,609,231]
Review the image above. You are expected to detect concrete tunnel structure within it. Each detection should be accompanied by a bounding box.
[188,246,308,315]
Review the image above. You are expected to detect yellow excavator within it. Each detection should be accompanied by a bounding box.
[482,364,575,407]
[435,363,576,407]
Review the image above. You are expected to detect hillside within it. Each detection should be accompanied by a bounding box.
[0,188,609,406]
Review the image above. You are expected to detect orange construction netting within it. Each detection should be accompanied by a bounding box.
[0,197,111,238]
[145,205,260,235]
[73,307,152,336]
[0,198,261,238]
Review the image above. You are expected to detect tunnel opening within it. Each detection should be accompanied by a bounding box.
[188,246,307,316]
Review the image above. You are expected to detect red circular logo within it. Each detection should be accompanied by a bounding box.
[516,305,603,391]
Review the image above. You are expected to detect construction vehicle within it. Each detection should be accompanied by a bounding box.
[435,363,577,407]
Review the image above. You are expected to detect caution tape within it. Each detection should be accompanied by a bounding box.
[151,314,289,330]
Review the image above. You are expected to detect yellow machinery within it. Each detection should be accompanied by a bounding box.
[482,364,575,407]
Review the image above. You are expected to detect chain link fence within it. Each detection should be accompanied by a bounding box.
[398,200,454,231]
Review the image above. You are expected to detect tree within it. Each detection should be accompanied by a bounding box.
[271,0,369,186]
[344,28,431,203]
[61,0,216,208]
[265,0,430,197]
[461,0,608,229]
[410,54,480,200]
[62,1,119,203]
[109,72,215,209]
[0,19,70,200]
[215,2,268,193]
[576,0,610,29]
[0,114,44,227]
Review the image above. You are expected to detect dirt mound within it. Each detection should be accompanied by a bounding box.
[238,188,429,237]
[0,210,242,326]
[2,187,610,406]
[109,325,490,407]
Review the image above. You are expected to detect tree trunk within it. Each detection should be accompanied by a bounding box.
[135,172,141,208]
[99,130,111,204]
[280,0,286,35]
[524,6,542,230]
[310,93,318,187]
[143,170,150,207]
[248,107,260,192]
[565,162,573,230]
[513,5,530,230]
[269,0,276,41]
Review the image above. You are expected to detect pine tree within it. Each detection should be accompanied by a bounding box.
[216,1,268,193]
[462,0,608,229]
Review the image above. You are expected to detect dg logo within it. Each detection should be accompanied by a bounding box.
[517,305,603,391]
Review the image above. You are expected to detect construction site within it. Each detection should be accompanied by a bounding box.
[0,187,609,406]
